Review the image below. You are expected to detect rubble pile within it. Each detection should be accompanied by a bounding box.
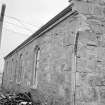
[0,92,34,105]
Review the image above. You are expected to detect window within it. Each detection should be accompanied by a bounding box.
[14,60,17,83]
[4,61,8,80]
[17,54,23,82]
[32,46,40,88]
[10,58,14,81]
[6,61,8,76]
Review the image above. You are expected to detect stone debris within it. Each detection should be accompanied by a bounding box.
[0,91,33,105]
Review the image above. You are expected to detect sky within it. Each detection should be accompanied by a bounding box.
[0,0,69,72]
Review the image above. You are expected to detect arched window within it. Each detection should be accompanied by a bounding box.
[14,60,17,83]
[32,45,40,88]
[18,53,23,82]
[4,61,8,80]
[6,61,8,75]
[10,58,14,81]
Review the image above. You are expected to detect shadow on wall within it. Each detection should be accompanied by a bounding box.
[28,88,70,105]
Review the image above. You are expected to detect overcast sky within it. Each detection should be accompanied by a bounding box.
[0,0,69,72]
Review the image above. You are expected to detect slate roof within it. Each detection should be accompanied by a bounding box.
[4,4,78,59]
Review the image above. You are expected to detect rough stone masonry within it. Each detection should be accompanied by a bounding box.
[2,0,105,105]
[72,0,105,105]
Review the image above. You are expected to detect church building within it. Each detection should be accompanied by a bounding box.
[2,0,105,105]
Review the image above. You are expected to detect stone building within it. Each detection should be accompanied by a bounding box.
[2,0,105,105]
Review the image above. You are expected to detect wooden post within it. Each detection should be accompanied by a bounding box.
[0,4,6,47]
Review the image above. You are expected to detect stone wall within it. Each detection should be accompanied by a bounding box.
[3,0,105,105]
[2,11,78,105]
[71,0,105,105]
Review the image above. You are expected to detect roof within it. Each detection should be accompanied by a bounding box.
[4,4,78,59]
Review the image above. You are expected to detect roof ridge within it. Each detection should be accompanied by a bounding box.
[4,4,78,59]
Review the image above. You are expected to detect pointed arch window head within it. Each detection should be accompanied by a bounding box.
[34,46,40,68]
[7,61,8,65]
[34,45,40,52]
